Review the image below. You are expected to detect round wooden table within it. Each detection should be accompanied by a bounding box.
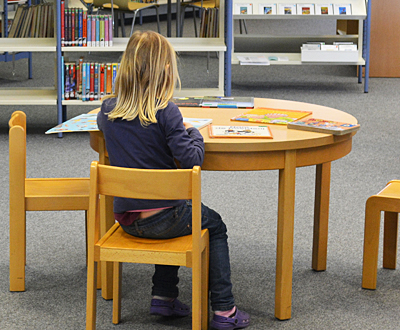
[89,97,358,320]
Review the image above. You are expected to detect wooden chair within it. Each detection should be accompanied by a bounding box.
[86,161,209,330]
[180,0,219,37]
[9,111,90,292]
[91,0,160,37]
[362,180,400,289]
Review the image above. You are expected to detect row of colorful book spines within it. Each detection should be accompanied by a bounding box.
[63,62,120,101]
[62,9,113,47]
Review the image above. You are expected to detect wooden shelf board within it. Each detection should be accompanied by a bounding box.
[0,88,57,104]
[62,38,226,53]
[0,38,56,52]
[233,52,365,65]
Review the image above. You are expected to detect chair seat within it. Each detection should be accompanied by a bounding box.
[25,178,90,211]
[97,223,208,266]
[102,2,158,11]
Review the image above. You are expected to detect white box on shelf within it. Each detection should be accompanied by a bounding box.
[333,4,352,15]
[235,3,253,15]
[315,4,333,15]
[259,3,277,15]
[301,48,359,62]
[296,4,314,15]
[278,4,296,15]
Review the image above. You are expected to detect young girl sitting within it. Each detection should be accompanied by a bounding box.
[97,30,250,330]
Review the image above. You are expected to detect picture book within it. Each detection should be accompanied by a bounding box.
[201,96,254,109]
[45,113,98,134]
[45,114,212,134]
[208,125,273,139]
[287,118,360,135]
[184,118,213,130]
[172,97,203,107]
[230,108,312,125]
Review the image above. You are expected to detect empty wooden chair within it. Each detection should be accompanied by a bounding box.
[362,180,400,289]
[9,111,90,291]
[86,161,209,330]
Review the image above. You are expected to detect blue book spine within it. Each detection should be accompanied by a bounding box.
[96,16,100,47]
[87,15,91,47]
[82,62,86,101]
[86,62,90,101]
[61,56,64,100]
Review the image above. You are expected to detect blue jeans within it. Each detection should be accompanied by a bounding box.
[120,200,235,311]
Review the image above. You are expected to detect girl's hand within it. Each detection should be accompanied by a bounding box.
[183,122,194,129]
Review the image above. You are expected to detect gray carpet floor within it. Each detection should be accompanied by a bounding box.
[1,14,400,330]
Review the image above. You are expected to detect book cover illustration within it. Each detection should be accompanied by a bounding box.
[46,114,212,134]
[201,96,254,108]
[287,118,360,135]
[45,113,98,134]
[208,125,273,139]
[231,108,312,125]
[172,97,203,107]
[184,118,213,130]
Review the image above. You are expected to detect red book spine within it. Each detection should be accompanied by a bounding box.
[82,11,87,46]
[90,62,95,101]
[61,0,65,47]
[100,63,105,99]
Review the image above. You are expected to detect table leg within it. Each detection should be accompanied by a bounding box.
[275,150,296,320]
[312,162,331,271]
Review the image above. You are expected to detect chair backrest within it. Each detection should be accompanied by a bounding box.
[92,0,157,11]
[9,111,27,204]
[88,161,202,248]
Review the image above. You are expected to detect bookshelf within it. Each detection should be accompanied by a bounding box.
[58,0,227,130]
[0,0,34,84]
[230,0,371,92]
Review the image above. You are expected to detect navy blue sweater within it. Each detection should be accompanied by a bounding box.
[97,97,205,213]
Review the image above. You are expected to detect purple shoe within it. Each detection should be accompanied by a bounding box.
[150,298,190,317]
[211,309,250,330]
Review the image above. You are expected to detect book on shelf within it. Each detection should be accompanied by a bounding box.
[46,114,212,134]
[236,55,270,66]
[199,7,219,38]
[7,2,54,38]
[172,97,204,107]
[61,6,112,47]
[62,57,120,102]
[208,125,273,139]
[287,118,360,135]
[201,96,254,108]
[231,108,312,125]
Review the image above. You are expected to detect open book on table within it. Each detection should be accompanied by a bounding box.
[208,125,273,139]
[45,113,212,134]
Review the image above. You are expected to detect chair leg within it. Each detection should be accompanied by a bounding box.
[201,244,210,330]
[362,197,382,290]
[112,262,122,324]
[383,211,398,269]
[9,209,26,291]
[193,7,198,38]
[155,7,161,34]
[130,10,139,36]
[120,13,126,38]
[86,261,98,330]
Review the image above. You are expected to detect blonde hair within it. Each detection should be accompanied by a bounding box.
[105,30,180,125]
